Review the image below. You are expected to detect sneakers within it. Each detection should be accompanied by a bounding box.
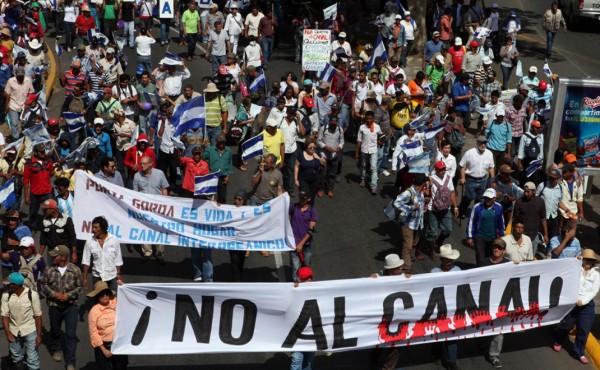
[359,180,365,187]
[580,356,589,364]
[381,170,391,176]
[52,352,62,362]
[193,276,203,282]
[552,343,562,352]
[491,358,502,368]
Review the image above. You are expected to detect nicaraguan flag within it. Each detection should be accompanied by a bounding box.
[143,92,160,106]
[241,134,264,161]
[84,92,101,104]
[12,44,29,59]
[409,113,430,129]
[526,158,543,178]
[66,137,100,161]
[396,0,406,15]
[63,112,86,133]
[543,59,552,78]
[55,40,63,57]
[473,26,491,39]
[0,178,17,210]
[424,123,445,140]
[249,69,266,92]
[194,171,221,195]
[163,52,183,66]
[319,63,337,84]
[2,137,23,154]
[407,151,431,174]
[113,31,126,50]
[399,140,423,158]
[22,123,50,145]
[366,34,388,71]
[170,96,206,137]
[88,29,109,46]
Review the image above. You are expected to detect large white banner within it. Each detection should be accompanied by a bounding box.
[73,171,295,251]
[112,259,580,354]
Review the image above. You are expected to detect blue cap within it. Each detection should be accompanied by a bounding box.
[303,79,313,86]
[136,65,144,75]
[14,225,32,240]
[7,272,24,286]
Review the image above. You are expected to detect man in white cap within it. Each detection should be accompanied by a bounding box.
[520,66,539,90]
[431,244,461,369]
[369,253,410,370]
[484,107,511,169]
[388,14,406,63]
[448,37,466,75]
[466,188,506,265]
[156,58,191,102]
[458,135,495,216]
[330,31,351,63]
[98,47,123,85]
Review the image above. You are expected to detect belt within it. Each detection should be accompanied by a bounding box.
[466,174,487,180]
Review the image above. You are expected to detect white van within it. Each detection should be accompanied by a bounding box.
[559,0,600,24]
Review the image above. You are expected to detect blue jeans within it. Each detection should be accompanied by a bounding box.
[137,55,152,73]
[377,138,391,173]
[554,301,595,358]
[501,64,514,90]
[261,36,274,67]
[124,21,135,47]
[7,109,20,139]
[546,30,556,56]
[48,305,78,366]
[160,19,171,43]
[8,331,40,369]
[290,244,312,282]
[291,351,315,370]
[206,125,222,147]
[211,55,226,75]
[361,152,378,190]
[191,248,213,282]
[442,341,458,365]
[427,209,452,245]
[341,103,351,128]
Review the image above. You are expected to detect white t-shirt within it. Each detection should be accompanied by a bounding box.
[459,148,495,178]
[279,118,300,153]
[244,42,262,67]
[373,82,385,104]
[64,5,78,23]
[244,12,264,37]
[434,152,457,179]
[401,20,416,40]
[136,0,156,17]
[331,40,351,62]
[385,83,410,96]
[225,13,244,36]
[135,35,155,56]
[112,84,138,116]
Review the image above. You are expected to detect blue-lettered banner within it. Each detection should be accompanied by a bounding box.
[72,171,295,251]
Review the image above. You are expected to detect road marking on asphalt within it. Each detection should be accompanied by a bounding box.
[516,0,591,77]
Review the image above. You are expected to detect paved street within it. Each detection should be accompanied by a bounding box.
[5,0,600,369]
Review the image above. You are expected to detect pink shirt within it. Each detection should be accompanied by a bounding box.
[5,77,34,111]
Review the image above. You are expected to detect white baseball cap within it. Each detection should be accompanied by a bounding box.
[455,37,462,46]
[338,32,347,38]
[436,55,444,64]
[495,107,505,117]
[529,66,538,73]
[483,188,497,199]
[482,56,492,64]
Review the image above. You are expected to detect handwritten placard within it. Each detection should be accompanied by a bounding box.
[302,29,331,72]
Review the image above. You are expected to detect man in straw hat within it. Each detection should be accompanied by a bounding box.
[40,245,83,369]
[552,248,600,365]
[204,82,229,146]
[1,272,43,370]
[431,244,461,370]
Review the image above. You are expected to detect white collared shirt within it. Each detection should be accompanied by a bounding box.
[459,147,495,178]
[502,234,533,262]
[82,234,123,281]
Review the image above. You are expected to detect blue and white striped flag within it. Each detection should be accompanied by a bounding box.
[409,113,430,129]
[0,178,17,210]
[2,137,23,154]
[22,123,50,145]
[66,137,99,161]
[366,34,388,71]
[171,96,206,137]
[63,112,86,133]
[162,52,183,66]
[249,69,266,92]
[399,140,423,158]
[424,123,445,140]
[88,29,109,46]
[84,92,101,104]
[241,134,264,161]
[407,151,431,174]
[143,92,160,106]
[319,63,337,84]
[113,31,126,50]
[12,44,29,59]
[526,158,543,178]
[543,59,552,78]
[396,0,406,14]
[194,171,221,195]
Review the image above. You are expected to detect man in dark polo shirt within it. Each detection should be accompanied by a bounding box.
[512,181,548,252]
[39,199,78,263]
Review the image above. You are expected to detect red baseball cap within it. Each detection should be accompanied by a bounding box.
[434,160,446,170]
[297,267,313,280]
[470,40,479,48]
[25,93,37,105]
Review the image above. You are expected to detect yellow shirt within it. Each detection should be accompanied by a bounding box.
[391,101,419,129]
[262,129,284,165]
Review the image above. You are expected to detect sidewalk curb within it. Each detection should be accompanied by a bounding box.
[586,333,600,369]
[44,41,57,102]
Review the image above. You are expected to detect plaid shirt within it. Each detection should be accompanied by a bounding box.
[481,80,501,102]
[505,105,527,137]
[40,263,83,308]
[392,186,425,230]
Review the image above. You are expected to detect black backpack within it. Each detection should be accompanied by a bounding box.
[524,133,541,159]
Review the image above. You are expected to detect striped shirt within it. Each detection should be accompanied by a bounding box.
[63,70,87,96]
[205,95,227,127]
[56,193,74,219]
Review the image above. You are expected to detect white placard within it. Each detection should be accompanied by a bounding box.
[159,0,174,18]
[302,29,331,72]
[73,171,295,251]
[112,259,580,354]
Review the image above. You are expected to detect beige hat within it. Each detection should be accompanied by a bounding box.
[439,244,460,260]
[366,90,377,99]
[113,108,125,116]
[1,28,11,37]
[204,82,219,93]
[383,254,405,269]
[582,248,600,262]
[28,39,42,49]
[209,3,218,9]
[86,280,116,298]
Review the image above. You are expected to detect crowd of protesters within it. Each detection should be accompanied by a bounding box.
[0,0,596,370]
